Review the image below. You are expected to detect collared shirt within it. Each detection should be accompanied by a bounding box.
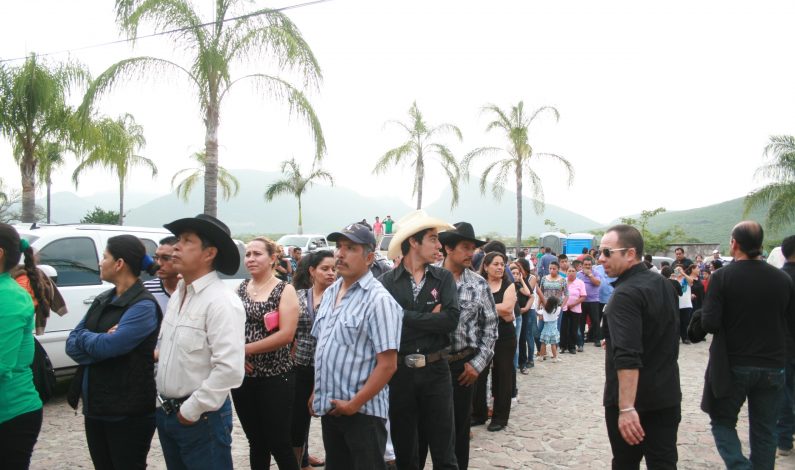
[155,271,245,422]
[295,288,318,367]
[594,265,616,304]
[576,269,602,302]
[602,263,681,411]
[312,272,402,419]
[378,262,460,355]
[448,268,498,373]
[410,266,429,301]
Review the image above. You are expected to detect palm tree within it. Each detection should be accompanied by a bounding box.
[744,134,795,231]
[373,101,462,210]
[463,102,574,247]
[81,0,325,218]
[171,151,240,203]
[0,54,88,222]
[265,158,333,234]
[28,141,67,223]
[72,113,157,225]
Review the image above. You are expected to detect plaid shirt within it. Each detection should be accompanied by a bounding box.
[294,288,316,367]
[449,267,498,373]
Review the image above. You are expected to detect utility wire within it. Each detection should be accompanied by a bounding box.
[0,0,332,64]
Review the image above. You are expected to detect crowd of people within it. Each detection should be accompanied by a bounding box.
[0,213,794,470]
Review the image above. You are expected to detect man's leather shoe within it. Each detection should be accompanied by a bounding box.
[487,423,505,432]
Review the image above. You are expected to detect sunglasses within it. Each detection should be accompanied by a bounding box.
[601,247,629,258]
[153,254,173,262]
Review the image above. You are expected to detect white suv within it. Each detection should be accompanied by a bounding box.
[14,223,248,375]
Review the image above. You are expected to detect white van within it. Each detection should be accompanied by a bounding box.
[14,223,248,376]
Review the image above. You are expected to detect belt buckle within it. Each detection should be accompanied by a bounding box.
[157,395,177,415]
[405,353,426,368]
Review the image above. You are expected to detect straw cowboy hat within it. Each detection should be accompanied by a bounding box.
[387,210,455,260]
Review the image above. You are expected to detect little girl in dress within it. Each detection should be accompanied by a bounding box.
[538,296,562,362]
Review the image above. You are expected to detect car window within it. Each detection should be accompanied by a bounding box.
[311,237,327,248]
[380,235,392,251]
[277,236,309,248]
[38,237,101,287]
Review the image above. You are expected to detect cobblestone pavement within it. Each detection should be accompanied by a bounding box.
[31,339,795,469]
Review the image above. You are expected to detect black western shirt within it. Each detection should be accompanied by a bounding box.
[378,263,460,356]
[603,262,681,411]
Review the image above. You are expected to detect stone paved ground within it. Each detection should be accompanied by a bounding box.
[31,339,795,469]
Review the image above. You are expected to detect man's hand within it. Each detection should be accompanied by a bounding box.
[432,303,441,313]
[457,362,479,386]
[107,324,118,334]
[328,399,360,416]
[618,409,645,445]
[308,392,316,417]
[177,411,197,426]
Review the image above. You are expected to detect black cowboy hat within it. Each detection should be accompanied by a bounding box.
[438,222,486,248]
[163,214,240,275]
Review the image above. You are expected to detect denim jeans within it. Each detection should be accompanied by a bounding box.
[709,366,785,470]
[156,398,234,470]
[513,313,523,368]
[776,360,795,450]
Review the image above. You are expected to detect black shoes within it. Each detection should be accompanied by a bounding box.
[471,418,486,426]
[487,423,506,432]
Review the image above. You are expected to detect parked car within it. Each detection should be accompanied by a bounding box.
[378,234,394,259]
[13,223,248,376]
[276,234,331,255]
[651,256,674,270]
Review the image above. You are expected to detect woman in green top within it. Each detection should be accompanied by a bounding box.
[0,223,43,470]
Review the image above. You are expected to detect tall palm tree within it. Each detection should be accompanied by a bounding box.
[81,0,325,218]
[72,113,157,225]
[265,158,333,234]
[171,151,240,203]
[463,102,573,247]
[33,141,67,224]
[0,54,88,222]
[373,101,462,210]
[744,134,795,231]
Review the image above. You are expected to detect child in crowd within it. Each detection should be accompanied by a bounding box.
[538,296,562,362]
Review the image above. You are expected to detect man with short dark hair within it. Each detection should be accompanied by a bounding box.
[144,236,179,312]
[378,211,460,470]
[702,222,795,469]
[577,256,602,348]
[673,247,693,268]
[312,223,402,469]
[538,247,556,278]
[711,249,724,269]
[777,233,795,456]
[600,224,681,469]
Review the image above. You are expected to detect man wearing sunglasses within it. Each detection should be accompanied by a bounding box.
[143,236,179,313]
[599,225,681,469]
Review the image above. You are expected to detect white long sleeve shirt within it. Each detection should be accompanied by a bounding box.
[155,271,245,421]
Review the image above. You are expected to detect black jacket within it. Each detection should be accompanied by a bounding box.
[378,263,460,355]
[603,263,681,411]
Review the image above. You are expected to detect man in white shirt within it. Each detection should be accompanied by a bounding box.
[155,214,245,470]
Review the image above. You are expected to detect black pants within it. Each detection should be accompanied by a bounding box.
[231,373,299,470]
[389,359,457,470]
[321,413,387,470]
[679,308,693,342]
[291,365,314,448]
[0,408,42,470]
[582,301,601,345]
[605,405,681,470]
[473,336,516,426]
[85,414,155,470]
[518,312,531,367]
[560,311,579,351]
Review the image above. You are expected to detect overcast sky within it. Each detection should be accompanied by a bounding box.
[2,0,794,224]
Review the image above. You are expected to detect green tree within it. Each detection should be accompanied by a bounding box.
[744,135,795,231]
[0,54,88,222]
[373,101,462,210]
[171,151,240,203]
[81,206,121,224]
[31,141,67,223]
[619,207,693,254]
[72,113,156,225]
[265,158,333,234]
[463,102,573,248]
[81,0,325,218]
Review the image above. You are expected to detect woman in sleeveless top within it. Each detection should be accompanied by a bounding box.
[232,237,300,470]
[472,252,517,432]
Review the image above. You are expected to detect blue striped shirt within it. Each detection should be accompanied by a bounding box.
[311,271,402,419]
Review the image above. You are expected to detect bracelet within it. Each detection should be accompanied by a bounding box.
[619,407,635,413]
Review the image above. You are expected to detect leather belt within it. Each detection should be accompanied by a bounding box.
[157,394,190,415]
[447,347,476,363]
[398,349,449,368]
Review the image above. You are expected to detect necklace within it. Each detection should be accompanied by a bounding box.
[248,276,276,298]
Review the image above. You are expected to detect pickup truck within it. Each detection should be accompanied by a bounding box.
[14,223,248,375]
[276,234,332,255]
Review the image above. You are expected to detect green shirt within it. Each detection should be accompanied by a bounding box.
[384,219,394,234]
[0,273,42,424]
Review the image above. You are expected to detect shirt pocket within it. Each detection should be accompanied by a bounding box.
[176,327,206,355]
[334,312,364,346]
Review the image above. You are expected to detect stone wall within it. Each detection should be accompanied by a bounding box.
[661,243,722,259]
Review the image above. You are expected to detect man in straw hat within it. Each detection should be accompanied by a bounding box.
[378,210,460,470]
[155,214,245,470]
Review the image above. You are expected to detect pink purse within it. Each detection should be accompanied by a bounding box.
[264,310,280,332]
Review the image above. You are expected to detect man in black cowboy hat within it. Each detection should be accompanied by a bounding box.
[155,214,245,470]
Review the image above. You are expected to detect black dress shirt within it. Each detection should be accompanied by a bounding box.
[603,262,681,411]
[378,263,460,355]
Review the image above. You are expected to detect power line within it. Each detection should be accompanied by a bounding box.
[0,0,332,64]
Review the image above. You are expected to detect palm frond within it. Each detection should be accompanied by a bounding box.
[373,142,413,175]
[479,159,508,198]
[173,171,201,202]
[116,0,206,47]
[534,152,575,186]
[264,178,296,201]
[525,167,546,214]
[427,123,463,141]
[217,167,240,200]
[527,105,560,128]
[461,146,502,175]
[764,184,795,231]
[744,182,792,216]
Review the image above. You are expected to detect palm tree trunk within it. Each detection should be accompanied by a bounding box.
[415,155,424,210]
[515,164,523,249]
[46,180,52,224]
[20,147,37,223]
[297,196,303,234]
[203,103,220,218]
[118,178,125,226]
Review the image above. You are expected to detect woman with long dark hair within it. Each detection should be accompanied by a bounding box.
[0,224,43,470]
[291,250,336,469]
[65,234,162,469]
[472,252,517,432]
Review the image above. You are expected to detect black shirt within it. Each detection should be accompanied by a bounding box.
[603,263,681,411]
[378,263,460,355]
[702,259,795,368]
[492,279,516,340]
